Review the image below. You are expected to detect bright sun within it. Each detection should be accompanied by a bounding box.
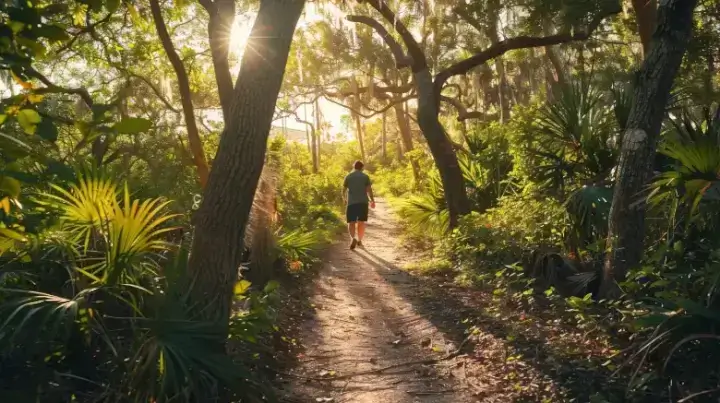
[229,17,254,59]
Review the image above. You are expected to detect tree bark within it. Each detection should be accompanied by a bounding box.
[349,0,471,226]
[188,0,305,325]
[314,97,321,170]
[545,45,567,88]
[381,111,387,162]
[415,69,471,227]
[486,0,510,123]
[632,0,658,58]
[352,109,366,160]
[200,0,236,121]
[149,0,210,189]
[601,0,697,298]
[310,125,318,173]
[394,100,420,183]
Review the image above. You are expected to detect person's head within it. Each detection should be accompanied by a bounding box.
[353,160,364,171]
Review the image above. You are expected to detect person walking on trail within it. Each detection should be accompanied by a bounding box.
[343,160,375,250]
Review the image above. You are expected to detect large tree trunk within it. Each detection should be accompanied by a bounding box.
[188,0,305,326]
[415,69,471,227]
[632,0,658,58]
[600,0,697,298]
[150,0,210,189]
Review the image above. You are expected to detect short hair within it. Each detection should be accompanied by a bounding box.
[353,160,364,170]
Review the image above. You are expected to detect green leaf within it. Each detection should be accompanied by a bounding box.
[0,227,27,242]
[113,117,152,134]
[0,176,21,198]
[263,280,280,293]
[33,24,70,41]
[632,313,670,330]
[37,118,58,141]
[106,0,121,13]
[16,109,41,135]
[0,115,7,125]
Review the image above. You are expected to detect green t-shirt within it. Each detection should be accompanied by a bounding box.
[343,170,371,205]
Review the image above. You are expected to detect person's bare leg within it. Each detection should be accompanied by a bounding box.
[349,222,357,239]
[348,222,358,249]
[357,221,366,243]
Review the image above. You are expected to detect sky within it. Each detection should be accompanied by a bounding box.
[229,3,349,135]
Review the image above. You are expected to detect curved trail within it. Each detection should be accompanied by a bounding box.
[278,200,477,402]
[275,199,625,403]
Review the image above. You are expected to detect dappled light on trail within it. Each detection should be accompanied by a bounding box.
[276,200,566,403]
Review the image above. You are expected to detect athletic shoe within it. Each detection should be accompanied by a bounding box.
[350,238,358,250]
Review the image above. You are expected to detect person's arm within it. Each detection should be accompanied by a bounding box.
[366,177,375,208]
[342,177,348,204]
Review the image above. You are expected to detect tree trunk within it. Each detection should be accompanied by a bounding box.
[415,69,471,228]
[150,0,210,189]
[314,97,321,170]
[632,0,658,58]
[202,0,236,121]
[381,111,387,162]
[487,0,510,123]
[310,126,318,173]
[600,0,697,298]
[352,110,366,160]
[545,45,567,88]
[393,101,420,183]
[188,0,305,326]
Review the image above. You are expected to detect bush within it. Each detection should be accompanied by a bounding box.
[0,171,277,402]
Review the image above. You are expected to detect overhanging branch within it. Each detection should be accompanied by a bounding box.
[354,0,428,72]
[440,96,493,121]
[346,15,412,68]
[433,5,622,97]
[324,93,417,119]
[26,67,94,107]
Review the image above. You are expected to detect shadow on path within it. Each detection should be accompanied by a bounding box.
[276,200,630,403]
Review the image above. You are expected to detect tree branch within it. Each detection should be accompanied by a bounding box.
[199,0,235,121]
[354,0,428,72]
[433,5,622,97]
[323,93,417,119]
[453,5,485,34]
[346,15,412,68]
[149,0,209,188]
[440,96,493,121]
[26,67,94,107]
[111,64,180,113]
[56,12,114,54]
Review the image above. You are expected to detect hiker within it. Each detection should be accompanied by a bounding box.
[343,160,375,250]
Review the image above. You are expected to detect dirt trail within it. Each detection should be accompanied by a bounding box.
[277,200,478,402]
[275,199,626,403]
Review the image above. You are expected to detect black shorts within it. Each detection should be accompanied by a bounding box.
[346,203,369,223]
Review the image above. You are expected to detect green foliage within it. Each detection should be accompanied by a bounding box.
[649,108,720,221]
[0,173,277,402]
[512,82,617,193]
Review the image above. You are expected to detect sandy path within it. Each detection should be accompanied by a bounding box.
[277,199,478,403]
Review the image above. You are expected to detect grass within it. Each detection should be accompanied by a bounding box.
[402,258,453,276]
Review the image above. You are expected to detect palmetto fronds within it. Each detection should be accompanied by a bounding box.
[648,108,720,220]
[40,169,178,285]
